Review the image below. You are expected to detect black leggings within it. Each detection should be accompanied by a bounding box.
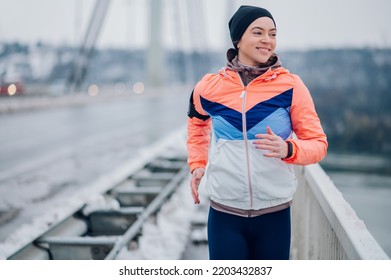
[207,206,291,260]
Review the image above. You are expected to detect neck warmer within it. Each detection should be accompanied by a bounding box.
[226,48,281,86]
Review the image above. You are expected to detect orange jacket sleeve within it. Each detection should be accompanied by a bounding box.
[283,75,328,165]
[186,83,212,173]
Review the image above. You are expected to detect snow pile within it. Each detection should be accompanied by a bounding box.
[0,155,134,259]
[0,179,135,259]
[81,194,121,216]
[0,195,87,259]
[0,167,209,260]
[116,176,201,260]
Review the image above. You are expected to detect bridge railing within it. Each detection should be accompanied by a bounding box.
[291,164,389,260]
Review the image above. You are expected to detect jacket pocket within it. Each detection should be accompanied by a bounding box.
[206,140,248,201]
[248,144,297,200]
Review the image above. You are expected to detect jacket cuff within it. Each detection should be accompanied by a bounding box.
[189,163,206,174]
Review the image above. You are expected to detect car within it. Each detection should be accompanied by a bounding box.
[0,77,24,96]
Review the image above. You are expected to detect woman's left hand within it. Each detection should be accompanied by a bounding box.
[253,126,288,158]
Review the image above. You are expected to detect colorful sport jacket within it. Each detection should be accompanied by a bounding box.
[187,66,328,211]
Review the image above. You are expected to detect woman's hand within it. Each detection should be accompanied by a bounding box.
[253,126,288,158]
[190,167,205,204]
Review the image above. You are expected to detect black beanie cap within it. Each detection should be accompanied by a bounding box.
[229,5,276,47]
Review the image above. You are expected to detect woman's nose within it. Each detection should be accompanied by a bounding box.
[261,35,272,44]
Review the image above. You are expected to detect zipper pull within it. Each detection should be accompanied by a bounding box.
[239,90,245,98]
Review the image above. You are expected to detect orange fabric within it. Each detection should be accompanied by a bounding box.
[282,75,328,165]
[187,116,211,173]
[187,67,327,170]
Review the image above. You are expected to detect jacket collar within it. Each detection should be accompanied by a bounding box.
[224,48,284,84]
[220,63,289,83]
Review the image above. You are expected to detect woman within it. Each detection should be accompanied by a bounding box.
[186,5,327,260]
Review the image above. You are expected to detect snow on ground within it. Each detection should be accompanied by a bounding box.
[0,167,209,260]
[116,176,208,260]
[0,147,209,260]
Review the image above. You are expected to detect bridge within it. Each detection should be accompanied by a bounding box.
[1,0,389,262]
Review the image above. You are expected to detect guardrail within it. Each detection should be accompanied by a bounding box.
[291,164,389,260]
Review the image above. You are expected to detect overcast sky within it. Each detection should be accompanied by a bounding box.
[0,0,390,51]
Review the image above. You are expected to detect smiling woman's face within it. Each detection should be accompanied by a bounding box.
[237,17,277,66]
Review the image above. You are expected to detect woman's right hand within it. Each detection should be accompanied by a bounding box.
[190,167,205,204]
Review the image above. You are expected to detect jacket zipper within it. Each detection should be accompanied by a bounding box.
[237,72,253,210]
